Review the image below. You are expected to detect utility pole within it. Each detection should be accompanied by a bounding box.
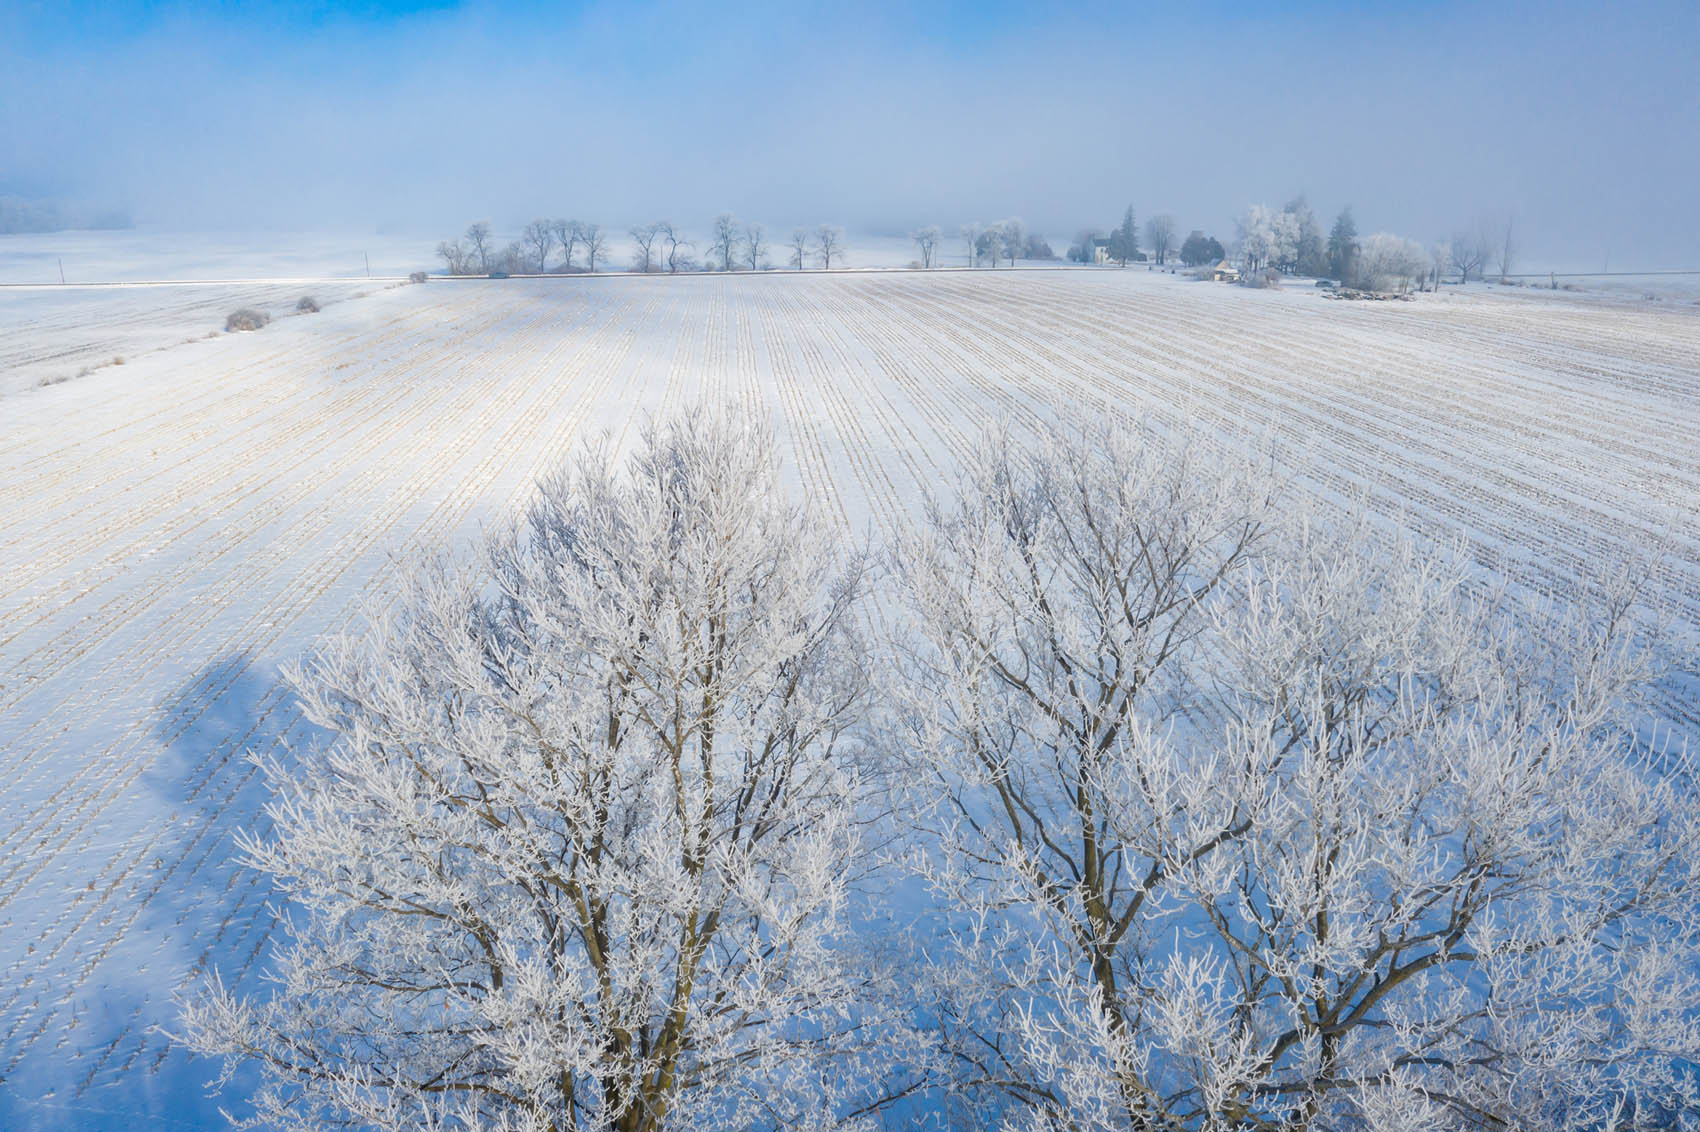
[364,252,371,278]
[58,256,65,284]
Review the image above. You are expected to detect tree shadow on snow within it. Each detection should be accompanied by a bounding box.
[0,650,310,1132]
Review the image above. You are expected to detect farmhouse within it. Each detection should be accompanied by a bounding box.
[1092,237,1112,265]
[1211,259,1241,283]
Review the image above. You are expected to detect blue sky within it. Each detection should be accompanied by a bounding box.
[3,0,1698,268]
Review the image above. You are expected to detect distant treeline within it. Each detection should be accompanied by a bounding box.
[0,196,134,235]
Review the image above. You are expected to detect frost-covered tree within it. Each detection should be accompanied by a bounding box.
[743,221,766,270]
[789,227,810,270]
[1239,208,1269,273]
[580,223,608,272]
[815,225,844,270]
[1449,224,1489,282]
[496,240,528,275]
[1239,204,1297,275]
[911,225,942,268]
[465,220,493,273]
[182,415,914,1132]
[1357,231,1431,293]
[1269,212,1299,274]
[1494,211,1518,280]
[1283,196,1326,275]
[960,222,983,267]
[1428,238,1452,291]
[630,222,662,272]
[710,213,740,271]
[553,218,585,271]
[996,218,1025,266]
[523,219,555,273]
[887,421,1700,1132]
[436,238,469,275]
[1143,214,1176,266]
[659,221,693,274]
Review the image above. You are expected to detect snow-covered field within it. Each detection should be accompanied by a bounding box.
[2,268,1698,1128]
[0,228,446,398]
[0,281,413,397]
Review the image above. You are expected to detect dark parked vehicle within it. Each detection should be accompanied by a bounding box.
[488,271,510,279]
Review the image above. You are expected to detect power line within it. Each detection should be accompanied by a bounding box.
[1495,269,1700,278]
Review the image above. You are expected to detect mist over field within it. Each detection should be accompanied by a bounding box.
[3,0,1699,269]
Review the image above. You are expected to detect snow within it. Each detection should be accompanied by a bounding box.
[1,267,1697,1127]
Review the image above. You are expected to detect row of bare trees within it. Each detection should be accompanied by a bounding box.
[438,219,611,275]
[635,218,843,273]
[439,208,1522,285]
[1448,213,1518,281]
[438,217,852,276]
[906,219,1057,268]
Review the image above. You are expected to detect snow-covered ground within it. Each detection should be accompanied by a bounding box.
[2,268,1697,1128]
[1486,272,1700,304]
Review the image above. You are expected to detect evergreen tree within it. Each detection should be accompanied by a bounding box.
[1180,231,1225,267]
[1327,206,1359,283]
[1109,205,1139,267]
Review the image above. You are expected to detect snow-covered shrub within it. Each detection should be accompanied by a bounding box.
[181,413,920,1131]
[224,308,269,332]
[1356,232,1430,293]
[294,295,319,313]
[888,420,1699,1132]
[408,270,428,284]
